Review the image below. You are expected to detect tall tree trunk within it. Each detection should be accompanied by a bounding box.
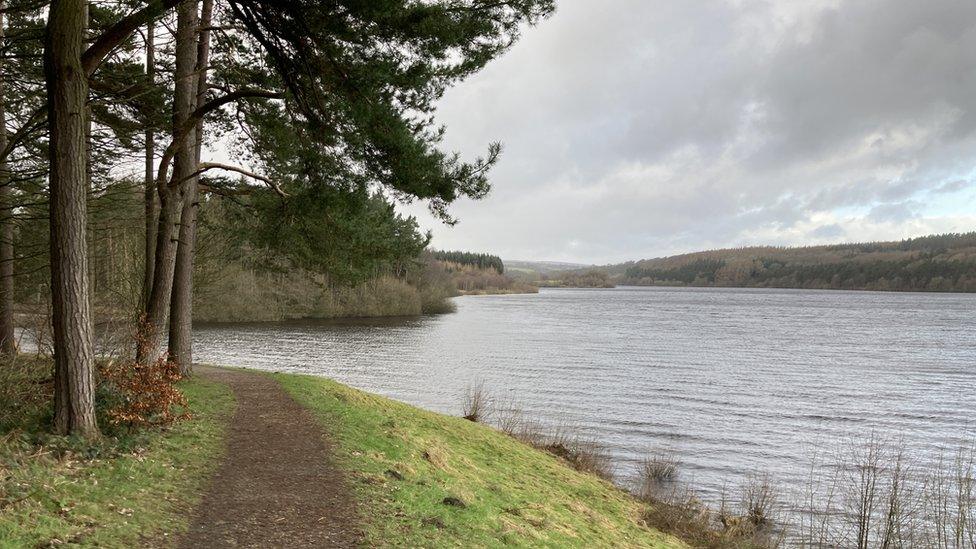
[45,0,98,437]
[0,0,16,357]
[168,0,212,374]
[83,1,93,295]
[138,0,197,363]
[142,22,156,309]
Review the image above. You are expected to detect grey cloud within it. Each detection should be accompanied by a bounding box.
[416,0,976,263]
[868,201,923,223]
[811,224,847,239]
[756,1,976,166]
[934,179,972,193]
[804,178,928,212]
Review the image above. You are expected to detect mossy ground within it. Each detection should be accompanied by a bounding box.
[0,359,234,548]
[275,372,682,548]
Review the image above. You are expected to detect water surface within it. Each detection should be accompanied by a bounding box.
[194,287,976,498]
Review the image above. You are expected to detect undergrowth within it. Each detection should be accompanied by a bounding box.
[0,357,234,547]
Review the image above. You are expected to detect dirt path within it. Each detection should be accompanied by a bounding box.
[178,367,362,548]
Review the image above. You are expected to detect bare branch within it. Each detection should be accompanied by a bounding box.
[184,161,287,197]
[156,88,283,190]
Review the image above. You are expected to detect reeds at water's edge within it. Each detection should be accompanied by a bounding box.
[460,382,976,548]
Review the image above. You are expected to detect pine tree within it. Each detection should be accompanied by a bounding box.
[45,0,98,438]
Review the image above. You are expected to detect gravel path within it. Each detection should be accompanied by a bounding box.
[179,367,362,548]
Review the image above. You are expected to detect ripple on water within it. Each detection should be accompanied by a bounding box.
[193,286,976,501]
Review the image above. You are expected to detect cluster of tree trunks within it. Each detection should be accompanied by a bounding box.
[39,0,213,436]
[5,0,554,439]
[140,0,204,369]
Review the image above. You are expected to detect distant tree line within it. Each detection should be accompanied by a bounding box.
[624,259,724,285]
[831,232,976,254]
[620,233,976,292]
[539,270,615,288]
[431,250,505,274]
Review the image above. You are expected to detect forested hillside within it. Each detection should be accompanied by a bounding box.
[537,270,615,288]
[431,250,504,274]
[12,179,536,324]
[611,233,976,292]
[428,251,537,295]
[11,178,457,325]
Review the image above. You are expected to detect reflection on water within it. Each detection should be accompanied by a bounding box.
[194,286,976,499]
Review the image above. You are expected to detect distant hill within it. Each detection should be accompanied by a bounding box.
[504,260,611,288]
[505,260,593,275]
[602,232,976,293]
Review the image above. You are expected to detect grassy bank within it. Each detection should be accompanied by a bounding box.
[3,362,682,547]
[274,372,681,548]
[0,360,235,547]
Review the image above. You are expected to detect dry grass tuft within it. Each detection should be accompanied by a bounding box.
[515,423,615,481]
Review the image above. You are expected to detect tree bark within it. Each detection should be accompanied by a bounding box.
[45,0,98,437]
[0,0,16,357]
[142,21,156,309]
[138,0,198,364]
[168,0,212,374]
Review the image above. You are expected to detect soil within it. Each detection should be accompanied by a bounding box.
[177,367,362,548]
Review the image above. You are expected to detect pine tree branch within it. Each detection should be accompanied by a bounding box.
[183,161,287,197]
[2,1,180,162]
[81,0,181,77]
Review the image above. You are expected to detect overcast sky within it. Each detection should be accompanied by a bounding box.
[402,0,976,264]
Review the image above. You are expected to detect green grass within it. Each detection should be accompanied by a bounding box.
[0,360,235,548]
[275,372,683,548]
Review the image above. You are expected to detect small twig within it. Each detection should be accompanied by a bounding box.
[0,490,39,510]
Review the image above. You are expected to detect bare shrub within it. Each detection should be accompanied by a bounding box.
[845,433,887,549]
[788,435,976,548]
[415,257,459,314]
[645,449,680,482]
[638,448,680,501]
[734,475,787,548]
[952,446,976,549]
[551,436,614,481]
[457,383,613,480]
[94,314,140,362]
[515,422,614,481]
[492,397,524,436]
[196,266,432,322]
[642,489,723,547]
[419,289,457,314]
[458,384,524,435]
[20,299,53,357]
[923,445,976,549]
[741,474,779,531]
[875,446,919,548]
[461,380,489,423]
[636,466,787,548]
